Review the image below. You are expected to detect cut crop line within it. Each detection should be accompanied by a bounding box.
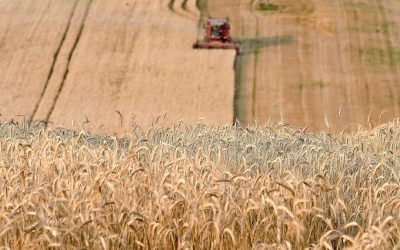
[46,0,93,122]
[233,0,249,124]
[251,11,260,120]
[31,0,79,120]
[195,0,208,27]
[233,50,248,124]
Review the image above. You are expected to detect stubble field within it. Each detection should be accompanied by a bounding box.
[209,0,400,131]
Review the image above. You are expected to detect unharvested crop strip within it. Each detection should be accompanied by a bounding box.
[31,0,79,120]
[46,0,94,121]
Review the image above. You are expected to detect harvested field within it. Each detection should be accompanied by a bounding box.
[0,0,236,133]
[0,0,78,120]
[1,0,398,133]
[209,0,400,132]
[1,119,400,248]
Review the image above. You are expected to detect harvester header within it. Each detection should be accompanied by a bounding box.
[193,17,240,54]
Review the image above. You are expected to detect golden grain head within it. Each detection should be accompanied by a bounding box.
[0,119,399,249]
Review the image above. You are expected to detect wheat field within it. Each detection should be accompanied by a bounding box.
[0,119,400,249]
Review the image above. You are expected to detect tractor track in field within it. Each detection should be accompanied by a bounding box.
[369,0,395,118]
[168,0,197,20]
[47,0,93,121]
[340,0,360,120]
[0,27,9,50]
[332,0,346,102]
[374,0,399,113]
[291,1,314,126]
[0,1,12,50]
[31,0,79,120]
[181,0,189,11]
[349,0,371,118]
[342,0,372,122]
[387,0,400,114]
[168,0,176,13]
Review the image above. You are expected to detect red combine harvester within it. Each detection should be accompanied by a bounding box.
[193,17,240,54]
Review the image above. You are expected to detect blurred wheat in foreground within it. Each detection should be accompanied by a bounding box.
[0,119,400,249]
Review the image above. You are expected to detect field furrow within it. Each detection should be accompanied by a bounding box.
[31,0,80,119]
[46,0,93,121]
[45,0,235,133]
[0,0,78,120]
[33,0,93,121]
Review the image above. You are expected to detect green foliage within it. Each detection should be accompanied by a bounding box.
[362,47,400,67]
[236,36,294,54]
[256,3,279,11]
[297,80,326,90]
[344,2,375,12]
[352,21,392,35]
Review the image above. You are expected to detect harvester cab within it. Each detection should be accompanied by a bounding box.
[193,17,240,54]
